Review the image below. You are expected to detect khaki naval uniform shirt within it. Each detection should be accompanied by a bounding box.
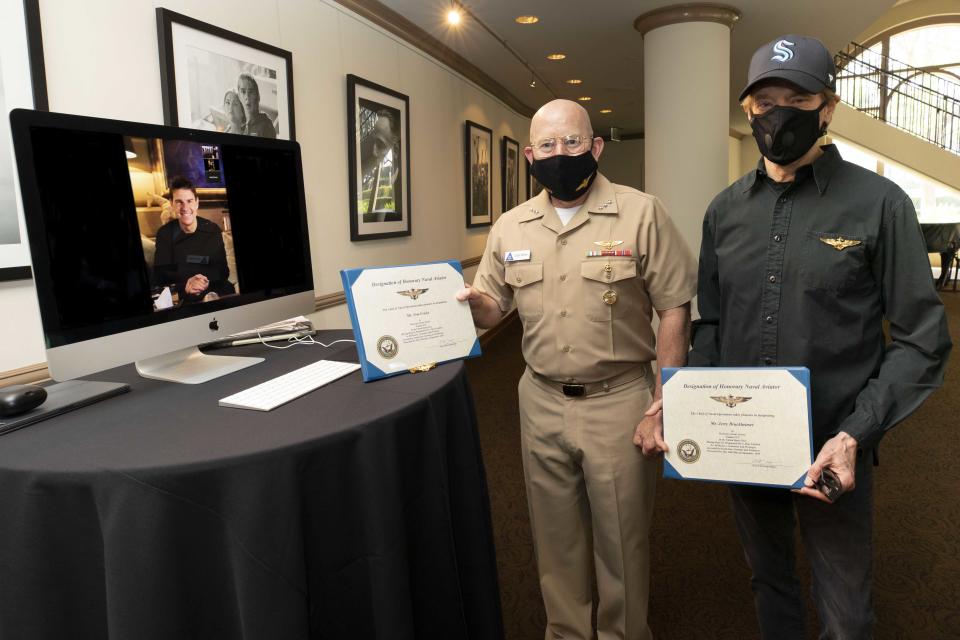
[474,173,697,383]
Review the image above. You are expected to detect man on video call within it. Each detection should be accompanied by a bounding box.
[152,176,234,304]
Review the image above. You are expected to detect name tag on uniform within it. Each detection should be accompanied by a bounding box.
[186,254,210,265]
[504,250,531,262]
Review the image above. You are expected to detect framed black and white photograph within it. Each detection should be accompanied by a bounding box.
[157,8,295,140]
[465,120,493,228]
[0,0,47,282]
[346,75,411,242]
[501,136,520,213]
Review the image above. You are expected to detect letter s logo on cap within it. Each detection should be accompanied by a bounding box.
[771,39,795,62]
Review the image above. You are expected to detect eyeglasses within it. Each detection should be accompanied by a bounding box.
[531,134,593,155]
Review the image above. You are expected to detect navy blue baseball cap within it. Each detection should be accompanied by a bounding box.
[739,35,837,101]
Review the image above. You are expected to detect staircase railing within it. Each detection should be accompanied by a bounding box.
[834,42,960,155]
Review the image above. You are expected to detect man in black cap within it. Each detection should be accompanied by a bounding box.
[689,34,951,638]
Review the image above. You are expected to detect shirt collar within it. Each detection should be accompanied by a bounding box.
[517,172,619,224]
[743,144,842,195]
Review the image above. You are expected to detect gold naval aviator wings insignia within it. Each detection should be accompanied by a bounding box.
[711,394,752,408]
[593,240,624,249]
[397,288,429,300]
[820,236,862,251]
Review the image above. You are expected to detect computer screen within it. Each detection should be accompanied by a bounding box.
[10,109,314,383]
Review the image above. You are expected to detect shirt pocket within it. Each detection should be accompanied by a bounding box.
[580,259,638,321]
[505,262,544,321]
[800,230,869,294]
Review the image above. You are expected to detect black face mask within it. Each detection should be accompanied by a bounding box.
[530,151,598,202]
[751,102,827,166]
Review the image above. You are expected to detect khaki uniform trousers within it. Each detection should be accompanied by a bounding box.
[518,365,657,640]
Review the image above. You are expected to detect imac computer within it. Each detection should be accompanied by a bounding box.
[9,109,314,383]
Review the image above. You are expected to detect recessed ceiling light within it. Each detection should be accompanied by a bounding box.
[546,53,566,61]
[446,8,462,26]
[600,108,613,114]
[577,96,592,102]
[565,79,582,85]
[515,15,539,24]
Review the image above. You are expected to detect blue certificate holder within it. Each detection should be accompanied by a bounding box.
[340,260,482,382]
[661,366,813,489]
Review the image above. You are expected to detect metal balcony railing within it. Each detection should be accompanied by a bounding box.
[835,42,960,155]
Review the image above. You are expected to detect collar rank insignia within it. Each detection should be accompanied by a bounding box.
[397,288,428,300]
[594,240,623,250]
[820,236,861,251]
[711,394,751,408]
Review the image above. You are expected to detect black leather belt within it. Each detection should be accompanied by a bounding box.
[530,364,651,397]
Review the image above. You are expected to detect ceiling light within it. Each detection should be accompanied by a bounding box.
[565,79,582,85]
[515,15,539,24]
[446,8,463,26]
[546,53,566,61]
[577,96,592,102]
[600,109,613,114]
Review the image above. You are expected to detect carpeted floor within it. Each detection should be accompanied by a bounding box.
[465,292,960,640]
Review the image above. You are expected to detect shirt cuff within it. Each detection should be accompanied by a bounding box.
[836,407,880,449]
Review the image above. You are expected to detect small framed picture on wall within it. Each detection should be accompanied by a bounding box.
[346,74,411,241]
[501,136,520,213]
[465,120,493,228]
[156,8,295,140]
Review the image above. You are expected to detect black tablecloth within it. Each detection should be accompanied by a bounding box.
[0,331,503,639]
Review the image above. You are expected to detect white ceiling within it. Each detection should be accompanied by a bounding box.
[377,0,898,136]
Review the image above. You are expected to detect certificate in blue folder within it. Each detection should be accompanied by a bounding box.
[661,367,813,489]
[340,260,482,382]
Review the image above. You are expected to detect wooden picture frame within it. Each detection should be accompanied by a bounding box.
[346,74,412,241]
[465,120,493,228]
[501,135,520,214]
[156,8,295,140]
[0,0,48,282]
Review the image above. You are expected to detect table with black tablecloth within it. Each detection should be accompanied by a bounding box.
[0,330,503,639]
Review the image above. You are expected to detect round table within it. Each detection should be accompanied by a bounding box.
[0,331,503,639]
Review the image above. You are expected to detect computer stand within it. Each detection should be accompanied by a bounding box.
[136,346,264,384]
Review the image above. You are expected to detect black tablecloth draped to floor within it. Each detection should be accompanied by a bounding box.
[0,331,503,639]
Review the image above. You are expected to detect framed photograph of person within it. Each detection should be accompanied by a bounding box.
[346,75,411,241]
[501,136,520,214]
[0,0,47,282]
[156,8,295,141]
[465,121,493,228]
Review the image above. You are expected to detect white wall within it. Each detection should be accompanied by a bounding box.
[0,0,529,373]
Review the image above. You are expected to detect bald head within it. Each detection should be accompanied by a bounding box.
[529,99,593,145]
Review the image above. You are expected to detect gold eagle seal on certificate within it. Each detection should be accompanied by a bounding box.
[397,288,429,300]
[711,394,751,408]
[677,439,701,464]
[819,236,861,251]
[377,335,399,359]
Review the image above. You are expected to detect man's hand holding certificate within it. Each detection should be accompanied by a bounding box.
[341,261,481,381]
[661,367,813,489]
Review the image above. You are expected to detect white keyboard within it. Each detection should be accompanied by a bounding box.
[219,359,361,411]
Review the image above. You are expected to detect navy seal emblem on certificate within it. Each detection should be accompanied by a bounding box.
[340,261,481,382]
[661,367,813,489]
[377,335,399,359]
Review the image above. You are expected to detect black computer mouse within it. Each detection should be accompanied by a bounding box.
[0,384,48,417]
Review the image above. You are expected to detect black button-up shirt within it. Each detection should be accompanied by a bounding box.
[689,145,951,448]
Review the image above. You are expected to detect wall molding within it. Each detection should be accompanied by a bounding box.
[634,3,742,36]
[333,0,534,117]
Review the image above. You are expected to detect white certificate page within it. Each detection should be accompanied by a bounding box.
[350,263,477,373]
[662,368,812,488]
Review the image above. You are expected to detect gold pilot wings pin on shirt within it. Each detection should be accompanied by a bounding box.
[819,236,862,251]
